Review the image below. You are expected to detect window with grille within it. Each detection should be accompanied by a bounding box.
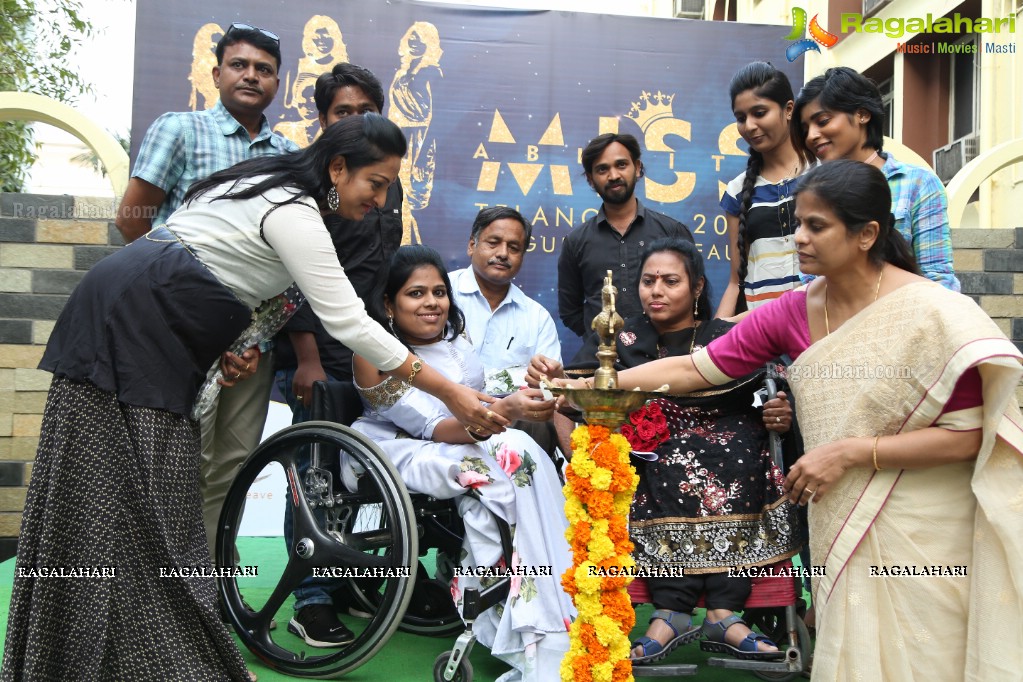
[950,36,980,140]
[673,0,706,19]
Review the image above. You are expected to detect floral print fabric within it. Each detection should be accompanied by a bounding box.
[630,400,802,572]
[352,335,574,681]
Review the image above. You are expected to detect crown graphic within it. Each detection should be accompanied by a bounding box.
[625,91,676,131]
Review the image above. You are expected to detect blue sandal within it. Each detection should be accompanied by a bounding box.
[630,609,702,665]
[699,614,784,660]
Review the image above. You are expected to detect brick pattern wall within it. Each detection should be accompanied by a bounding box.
[1,192,1022,563]
[952,228,1023,361]
[0,193,123,560]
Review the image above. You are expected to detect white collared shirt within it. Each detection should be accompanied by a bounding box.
[449,267,561,385]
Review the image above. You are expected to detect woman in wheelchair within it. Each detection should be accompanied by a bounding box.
[351,245,574,682]
[538,238,802,664]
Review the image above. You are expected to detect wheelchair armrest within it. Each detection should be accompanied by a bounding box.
[310,380,364,426]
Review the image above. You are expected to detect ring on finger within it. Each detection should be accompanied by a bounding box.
[485,410,494,420]
[775,416,781,423]
[804,488,816,495]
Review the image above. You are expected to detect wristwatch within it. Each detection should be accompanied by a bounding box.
[408,358,423,384]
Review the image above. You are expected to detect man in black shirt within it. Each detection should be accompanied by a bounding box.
[272,62,402,649]
[558,133,693,337]
[274,64,402,411]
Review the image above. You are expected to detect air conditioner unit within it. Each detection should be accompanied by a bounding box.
[932,133,980,184]
[863,0,894,17]
[673,0,706,20]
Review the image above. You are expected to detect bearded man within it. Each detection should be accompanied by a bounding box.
[557,133,693,337]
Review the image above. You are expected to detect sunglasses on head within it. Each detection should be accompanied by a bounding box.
[224,22,280,45]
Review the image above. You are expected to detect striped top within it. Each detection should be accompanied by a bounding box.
[720,172,802,309]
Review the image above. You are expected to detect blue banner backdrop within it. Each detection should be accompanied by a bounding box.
[132,0,802,358]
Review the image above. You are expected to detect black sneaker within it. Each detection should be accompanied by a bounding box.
[288,604,355,648]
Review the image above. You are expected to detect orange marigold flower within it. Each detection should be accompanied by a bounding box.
[565,468,593,497]
[561,568,578,597]
[591,442,620,469]
[586,490,615,518]
[612,659,633,682]
[579,623,605,653]
[607,516,629,543]
[572,656,594,682]
[596,563,627,591]
[600,590,636,629]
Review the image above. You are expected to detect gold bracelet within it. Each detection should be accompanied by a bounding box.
[464,424,489,442]
[407,358,423,384]
[872,435,881,471]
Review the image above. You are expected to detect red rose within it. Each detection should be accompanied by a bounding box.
[646,403,663,418]
[620,423,636,444]
[636,420,657,442]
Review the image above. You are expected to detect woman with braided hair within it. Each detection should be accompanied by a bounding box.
[716,62,809,317]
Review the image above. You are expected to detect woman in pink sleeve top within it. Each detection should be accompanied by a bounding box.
[561,160,1022,681]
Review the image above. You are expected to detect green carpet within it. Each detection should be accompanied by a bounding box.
[0,538,810,680]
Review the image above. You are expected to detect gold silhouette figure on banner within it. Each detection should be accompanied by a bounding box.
[294,14,349,83]
[388,21,443,245]
[189,23,224,111]
[275,15,348,147]
[273,75,319,147]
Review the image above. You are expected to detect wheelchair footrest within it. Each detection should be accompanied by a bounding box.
[706,655,800,672]
[632,663,698,677]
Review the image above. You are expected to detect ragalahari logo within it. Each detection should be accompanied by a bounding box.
[784,7,839,61]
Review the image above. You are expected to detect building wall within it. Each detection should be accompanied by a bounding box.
[0,193,123,561]
[731,0,1023,229]
[1,191,1021,561]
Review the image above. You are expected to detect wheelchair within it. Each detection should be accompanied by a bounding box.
[627,562,812,680]
[626,362,813,680]
[215,381,511,681]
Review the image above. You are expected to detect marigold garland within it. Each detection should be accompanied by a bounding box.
[561,424,640,682]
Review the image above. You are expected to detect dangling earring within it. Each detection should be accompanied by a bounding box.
[387,315,397,335]
[694,298,699,317]
[327,186,340,211]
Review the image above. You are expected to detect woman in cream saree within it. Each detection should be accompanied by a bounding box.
[782,282,1022,680]
[566,161,1023,680]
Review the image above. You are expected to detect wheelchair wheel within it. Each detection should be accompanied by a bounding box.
[345,558,464,637]
[345,494,465,637]
[216,421,418,678]
[397,570,465,637]
[747,606,813,681]
[433,651,473,682]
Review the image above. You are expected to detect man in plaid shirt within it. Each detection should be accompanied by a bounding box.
[115,24,298,576]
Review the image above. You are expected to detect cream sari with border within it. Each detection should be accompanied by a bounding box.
[782,282,1023,681]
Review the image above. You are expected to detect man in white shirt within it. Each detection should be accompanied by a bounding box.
[450,207,560,383]
[449,207,564,455]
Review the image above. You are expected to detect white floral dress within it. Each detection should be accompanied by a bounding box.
[351,335,574,682]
